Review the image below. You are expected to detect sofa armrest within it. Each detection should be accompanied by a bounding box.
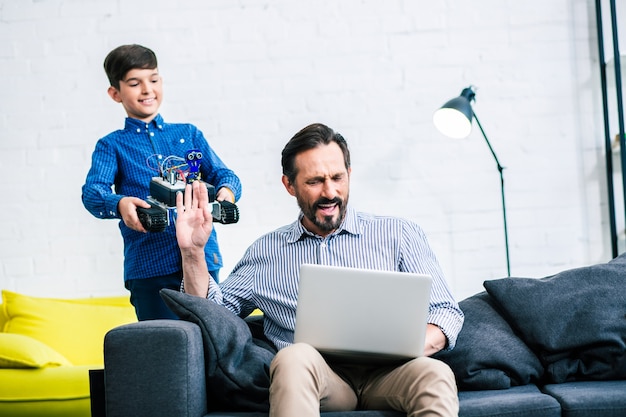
[104,320,207,417]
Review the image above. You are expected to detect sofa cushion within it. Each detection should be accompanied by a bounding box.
[1,290,136,366]
[541,381,626,417]
[483,253,626,383]
[0,333,71,368]
[458,384,561,417]
[433,292,543,390]
[203,386,562,417]
[205,411,405,416]
[205,412,405,416]
[0,365,94,416]
[160,289,276,412]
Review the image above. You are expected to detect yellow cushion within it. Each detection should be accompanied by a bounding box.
[0,333,71,368]
[0,366,92,416]
[2,290,136,366]
[0,307,7,332]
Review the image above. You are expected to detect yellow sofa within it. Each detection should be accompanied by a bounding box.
[0,290,136,417]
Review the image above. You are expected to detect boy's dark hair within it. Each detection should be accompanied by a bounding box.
[104,44,158,90]
[281,123,351,184]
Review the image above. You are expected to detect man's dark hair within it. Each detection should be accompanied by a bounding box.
[103,44,158,90]
[281,123,351,184]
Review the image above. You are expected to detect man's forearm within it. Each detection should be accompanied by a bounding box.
[181,247,211,297]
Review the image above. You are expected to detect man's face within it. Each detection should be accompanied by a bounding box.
[282,142,351,237]
[107,68,162,122]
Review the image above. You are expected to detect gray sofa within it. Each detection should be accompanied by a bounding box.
[102,254,626,417]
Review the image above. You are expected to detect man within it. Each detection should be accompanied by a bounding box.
[176,123,464,416]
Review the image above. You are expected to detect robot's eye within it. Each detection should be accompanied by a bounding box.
[196,152,202,159]
[187,154,195,160]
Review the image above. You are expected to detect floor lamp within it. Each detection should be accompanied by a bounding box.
[433,86,511,277]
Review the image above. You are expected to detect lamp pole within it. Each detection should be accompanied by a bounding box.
[473,112,511,277]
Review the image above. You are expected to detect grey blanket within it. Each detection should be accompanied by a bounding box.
[160,289,275,412]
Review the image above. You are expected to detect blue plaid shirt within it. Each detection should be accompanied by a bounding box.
[206,207,464,351]
[82,114,241,281]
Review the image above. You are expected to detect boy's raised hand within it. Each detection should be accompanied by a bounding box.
[175,180,213,251]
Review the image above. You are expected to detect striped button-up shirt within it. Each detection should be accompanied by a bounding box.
[208,206,464,351]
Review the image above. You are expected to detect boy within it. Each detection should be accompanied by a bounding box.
[82,44,241,321]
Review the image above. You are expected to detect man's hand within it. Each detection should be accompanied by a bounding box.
[424,324,448,357]
[175,181,213,297]
[118,197,151,233]
[175,180,214,251]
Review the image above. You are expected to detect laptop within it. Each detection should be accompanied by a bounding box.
[294,264,433,363]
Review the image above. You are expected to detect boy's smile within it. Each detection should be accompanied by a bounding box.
[108,68,162,122]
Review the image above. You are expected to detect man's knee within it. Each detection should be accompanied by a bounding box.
[406,357,456,388]
[424,357,455,377]
[270,343,321,377]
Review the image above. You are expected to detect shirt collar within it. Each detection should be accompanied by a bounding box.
[124,114,164,132]
[286,206,361,243]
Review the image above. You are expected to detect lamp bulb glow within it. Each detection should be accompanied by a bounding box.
[433,108,472,139]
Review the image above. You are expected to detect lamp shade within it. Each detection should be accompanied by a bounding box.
[433,87,476,139]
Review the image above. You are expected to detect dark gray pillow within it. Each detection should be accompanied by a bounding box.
[434,292,543,390]
[483,253,626,383]
[160,289,275,412]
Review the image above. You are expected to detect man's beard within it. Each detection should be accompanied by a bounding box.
[298,195,347,234]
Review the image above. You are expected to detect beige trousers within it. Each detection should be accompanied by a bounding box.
[269,343,458,417]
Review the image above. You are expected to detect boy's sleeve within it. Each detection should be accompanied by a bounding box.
[195,130,242,202]
[82,139,124,219]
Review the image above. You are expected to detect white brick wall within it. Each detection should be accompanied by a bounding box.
[0,0,623,301]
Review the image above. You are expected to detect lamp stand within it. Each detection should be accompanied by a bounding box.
[473,112,511,277]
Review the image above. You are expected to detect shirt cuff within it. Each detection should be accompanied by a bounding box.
[106,194,124,218]
[428,309,464,351]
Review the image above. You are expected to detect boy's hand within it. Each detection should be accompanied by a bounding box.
[175,181,213,251]
[216,187,235,203]
[118,197,151,233]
